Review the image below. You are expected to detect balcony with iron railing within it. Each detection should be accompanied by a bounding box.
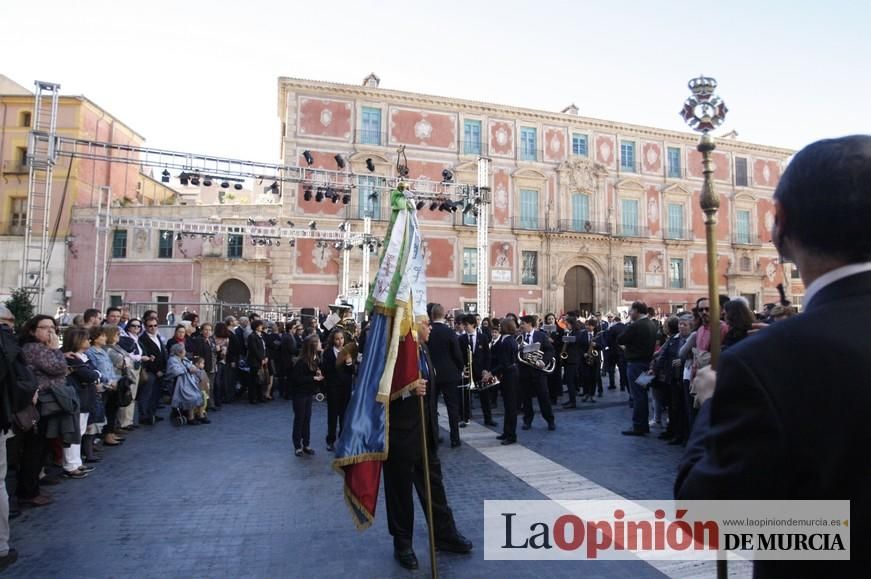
[614,223,650,238]
[663,228,694,242]
[556,219,612,235]
[0,221,27,236]
[511,216,547,232]
[731,232,764,246]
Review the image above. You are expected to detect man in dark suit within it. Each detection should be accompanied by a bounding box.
[518,315,556,431]
[560,316,587,409]
[246,320,268,404]
[427,304,464,447]
[604,315,628,391]
[459,314,495,426]
[383,321,472,570]
[138,317,167,425]
[618,301,659,435]
[676,135,871,577]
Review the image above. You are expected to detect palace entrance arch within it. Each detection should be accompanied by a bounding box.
[564,266,595,315]
[216,278,251,304]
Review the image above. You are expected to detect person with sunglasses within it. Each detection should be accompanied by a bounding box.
[137,318,165,425]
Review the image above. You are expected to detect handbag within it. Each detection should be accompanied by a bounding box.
[257,367,269,387]
[116,376,134,407]
[38,389,63,418]
[13,405,40,433]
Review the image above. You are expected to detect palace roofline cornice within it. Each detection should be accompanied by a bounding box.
[278,77,794,158]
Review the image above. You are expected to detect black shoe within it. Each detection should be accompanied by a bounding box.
[303,447,316,455]
[0,548,18,572]
[496,433,506,440]
[484,420,497,427]
[521,423,531,430]
[621,429,647,436]
[597,391,603,397]
[450,440,461,448]
[154,415,165,422]
[8,509,20,520]
[608,386,616,390]
[562,402,576,409]
[394,547,419,570]
[500,438,517,446]
[326,443,335,451]
[547,421,556,431]
[658,431,674,440]
[436,533,473,554]
[458,422,466,428]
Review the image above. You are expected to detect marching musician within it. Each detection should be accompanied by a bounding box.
[459,315,495,427]
[580,318,603,403]
[560,316,587,409]
[543,313,563,405]
[322,329,354,452]
[484,318,519,445]
[518,315,556,432]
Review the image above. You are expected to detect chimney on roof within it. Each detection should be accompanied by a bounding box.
[561,103,579,116]
[363,73,380,88]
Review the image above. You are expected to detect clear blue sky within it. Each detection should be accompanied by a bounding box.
[1,0,868,163]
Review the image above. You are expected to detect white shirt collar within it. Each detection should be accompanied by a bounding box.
[803,262,871,308]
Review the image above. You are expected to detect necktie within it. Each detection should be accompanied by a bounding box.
[527,333,532,344]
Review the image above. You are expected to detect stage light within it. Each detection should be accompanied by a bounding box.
[234,183,243,190]
[275,240,280,247]
[220,181,229,189]
[267,239,273,246]
[303,150,314,166]
[315,189,324,202]
[338,221,348,232]
[161,169,171,183]
[289,239,296,247]
[429,200,439,211]
[303,188,312,201]
[176,233,183,241]
[335,154,346,169]
[416,200,425,210]
[251,238,257,245]
[438,202,449,212]
[268,218,277,226]
[247,218,257,225]
[179,173,189,186]
[286,220,295,227]
[269,182,280,194]
[258,239,266,246]
[448,201,459,213]
[366,158,375,172]
[442,169,454,182]
[334,242,343,249]
[341,192,351,204]
[190,176,200,186]
[309,221,317,230]
[203,177,212,187]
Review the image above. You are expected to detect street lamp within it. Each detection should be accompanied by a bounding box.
[680,75,728,370]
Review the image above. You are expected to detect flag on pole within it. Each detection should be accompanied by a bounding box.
[332,188,428,529]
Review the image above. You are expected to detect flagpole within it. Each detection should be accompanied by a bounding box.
[419,392,439,579]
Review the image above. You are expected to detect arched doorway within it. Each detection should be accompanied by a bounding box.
[564,266,595,316]
[216,278,251,304]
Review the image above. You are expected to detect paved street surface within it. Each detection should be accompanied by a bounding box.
[6,384,748,578]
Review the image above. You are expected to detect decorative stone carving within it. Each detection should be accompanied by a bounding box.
[312,243,331,272]
[320,109,332,127]
[648,196,659,223]
[764,210,774,233]
[645,146,658,166]
[495,127,508,146]
[414,118,432,140]
[560,157,607,193]
[762,163,771,184]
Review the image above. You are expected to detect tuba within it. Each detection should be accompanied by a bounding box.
[516,334,556,374]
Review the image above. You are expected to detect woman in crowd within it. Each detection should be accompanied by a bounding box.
[650,316,680,430]
[166,324,188,352]
[246,320,268,404]
[82,325,124,448]
[117,318,144,431]
[322,329,354,452]
[187,322,217,410]
[291,335,322,457]
[61,327,101,477]
[165,343,205,425]
[722,299,753,352]
[18,316,64,505]
[212,322,231,408]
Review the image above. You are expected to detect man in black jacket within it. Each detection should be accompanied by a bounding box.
[618,301,658,435]
[138,317,166,425]
[676,135,871,578]
[427,304,464,447]
[246,320,268,404]
[604,316,628,391]
[384,321,472,570]
[518,315,556,431]
[458,314,495,426]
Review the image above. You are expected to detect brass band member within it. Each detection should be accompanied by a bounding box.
[581,318,602,403]
[561,316,587,409]
[459,314,495,426]
[518,315,556,431]
[322,329,354,452]
[484,318,519,445]
[543,313,563,404]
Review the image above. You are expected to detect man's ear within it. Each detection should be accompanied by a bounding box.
[771,200,791,260]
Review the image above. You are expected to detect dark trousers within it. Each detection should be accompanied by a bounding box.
[15,428,44,500]
[521,370,554,426]
[477,388,493,423]
[617,355,629,391]
[564,364,579,404]
[581,363,597,398]
[459,384,471,423]
[627,362,650,432]
[326,384,351,445]
[500,368,518,440]
[137,371,159,421]
[383,440,457,549]
[604,352,618,388]
[436,381,461,444]
[292,393,313,449]
[247,366,263,403]
[105,394,119,433]
[547,365,562,403]
[668,377,687,441]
